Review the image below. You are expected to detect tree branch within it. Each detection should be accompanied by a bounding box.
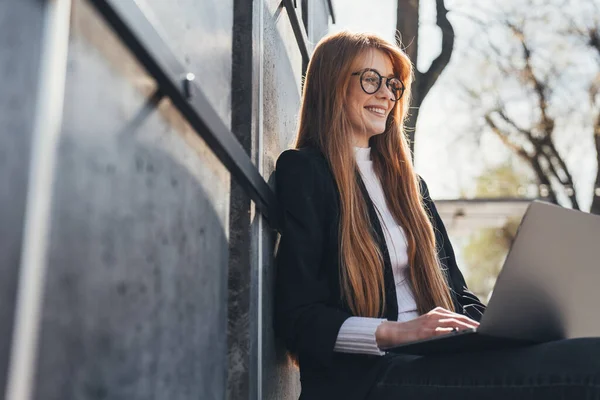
[588,27,600,58]
[538,147,580,209]
[484,114,532,159]
[419,0,455,101]
[510,24,556,138]
[543,140,579,201]
[496,109,537,143]
[484,114,559,203]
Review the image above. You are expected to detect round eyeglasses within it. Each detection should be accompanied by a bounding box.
[351,69,405,101]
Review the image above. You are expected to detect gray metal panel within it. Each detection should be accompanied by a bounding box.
[87,0,278,226]
[137,0,233,128]
[31,2,230,399]
[0,0,45,395]
[307,0,330,43]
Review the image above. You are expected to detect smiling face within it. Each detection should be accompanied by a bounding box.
[346,49,397,147]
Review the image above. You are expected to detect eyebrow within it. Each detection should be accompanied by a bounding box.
[366,68,396,78]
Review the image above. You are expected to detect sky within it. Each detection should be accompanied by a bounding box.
[330,0,440,71]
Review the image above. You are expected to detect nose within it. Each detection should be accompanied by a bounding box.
[376,79,394,102]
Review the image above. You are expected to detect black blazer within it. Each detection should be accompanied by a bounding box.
[273,147,486,400]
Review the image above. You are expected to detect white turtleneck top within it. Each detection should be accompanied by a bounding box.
[333,146,419,356]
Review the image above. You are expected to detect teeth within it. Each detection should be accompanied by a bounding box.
[365,107,385,115]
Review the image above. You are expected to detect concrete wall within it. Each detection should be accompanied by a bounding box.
[0,1,45,396]
[30,1,232,399]
[260,1,304,398]
[228,1,330,399]
[306,0,331,44]
[5,0,232,398]
[0,0,330,399]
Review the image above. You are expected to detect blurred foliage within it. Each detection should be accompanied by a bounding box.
[474,163,529,198]
[463,217,521,303]
[462,164,531,302]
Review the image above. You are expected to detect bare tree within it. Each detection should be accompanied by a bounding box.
[459,1,600,214]
[396,0,454,155]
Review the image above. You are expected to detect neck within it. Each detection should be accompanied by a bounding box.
[352,132,370,148]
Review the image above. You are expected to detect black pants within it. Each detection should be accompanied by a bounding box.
[367,338,600,399]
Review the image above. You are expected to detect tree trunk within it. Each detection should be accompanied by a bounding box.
[396,0,454,157]
[396,0,420,154]
[396,0,419,63]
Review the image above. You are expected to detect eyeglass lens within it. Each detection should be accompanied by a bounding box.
[361,70,403,100]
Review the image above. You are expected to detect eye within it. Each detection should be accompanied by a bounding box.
[361,71,381,93]
[388,78,405,98]
[388,78,402,90]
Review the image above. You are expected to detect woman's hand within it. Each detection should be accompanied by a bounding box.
[375,307,480,350]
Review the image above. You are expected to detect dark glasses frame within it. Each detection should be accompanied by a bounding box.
[351,68,405,101]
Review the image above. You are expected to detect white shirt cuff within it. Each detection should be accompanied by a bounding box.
[334,316,387,356]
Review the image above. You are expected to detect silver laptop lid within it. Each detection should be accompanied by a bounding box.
[478,201,600,342]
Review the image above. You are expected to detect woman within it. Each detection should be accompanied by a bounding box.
[274,31,600,400]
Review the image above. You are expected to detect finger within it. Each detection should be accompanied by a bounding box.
[430,307,465,319]
[450,314,480,327]
[437,318,478,330]
[429,307,454,316]
[453,314,480,327]
[435,309,480,327]
[433,327,455,336]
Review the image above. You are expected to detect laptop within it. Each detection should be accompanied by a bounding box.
[389,200,600,355]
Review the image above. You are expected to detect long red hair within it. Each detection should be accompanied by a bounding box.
[294,31,454,316]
